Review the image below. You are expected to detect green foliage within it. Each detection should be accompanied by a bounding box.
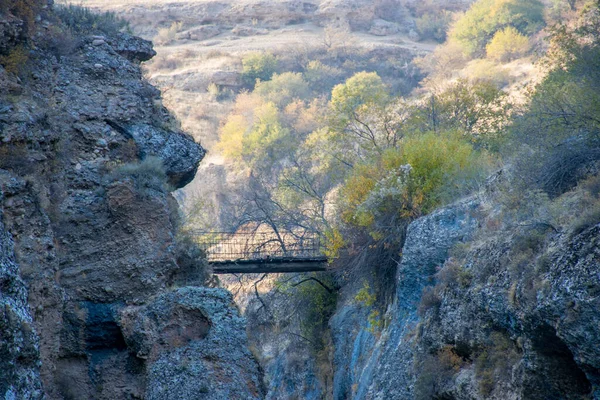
[323,228,345,261]
[486,26,531,61]
[355,281,377,307]
[427,79,510,145]
[340,132,488,235]
[416,10,453,42]
[254,72,310,107]
[329,71,390,134]
[303,60,343,91]
[54,3,130,35]
[241,52,278,87]
[512,4,600,195]
[449,0,544,57]
[107,156,168,195]
[294,275,337,351]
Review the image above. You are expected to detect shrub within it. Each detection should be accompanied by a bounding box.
[416,10,453,42]
[39,25,78,57]
[486,26,531,61]
[449,0,544,57]
[0,45,29,74]
[340,132,488,235]
[511,10,600,196]
[355,281,377,307]
[415,345,465,400]
[294,274,337,351]
[303,60,343,92]
[173,233,211,286]
[107,156,168,195]
[418,285,442,315]
[241,52,278,87]
[569,202,600,238]
[154,21,182,45]
[474,331,521,396]
[253,72,310,107]
[54,3,130,35]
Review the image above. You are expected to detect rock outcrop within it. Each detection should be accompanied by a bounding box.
[327,195,599,399]
[0,196,44,400]
[0,6,261,400]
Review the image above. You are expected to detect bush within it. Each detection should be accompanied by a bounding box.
[474,331,521,396]
[241,52,278,87]
[154,21,182,45]
[54,3,130,35]
[511,10,600,196]
[415,345,465,400]
[173,233,211,286]
[0,45,29,74]
[254,72,310,107]
[418,285,443,315]
[107,156,168,195]
[340,132,488,235]
[449,0,544,57]
[416,10,453,42]
[486,26,531,61]
[569,202,600,238]
[303,60,343,92]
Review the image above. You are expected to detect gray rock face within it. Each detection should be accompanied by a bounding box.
[329,198,480,399]
[0,201,44,400]
[111,32,156,62]
[328,193,599,399]
[126,123,206,188]
[121,287,264,400]
[0,8,261,400]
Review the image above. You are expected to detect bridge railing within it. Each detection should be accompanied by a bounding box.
[192,231,324,263]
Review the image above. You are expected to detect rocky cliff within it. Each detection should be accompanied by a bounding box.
[0,4,262,399]
[243,191,599,399]
[327,194,599,399]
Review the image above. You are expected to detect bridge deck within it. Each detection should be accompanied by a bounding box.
[195,231,328,274]
[211,257,328,274]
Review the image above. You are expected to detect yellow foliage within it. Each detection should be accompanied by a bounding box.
[355,281,377,307]
[323,227,346,261]
[340,132,487,232]
[217,114,247,160]
[486,26,531,61]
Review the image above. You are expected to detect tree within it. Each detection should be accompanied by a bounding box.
[512,1,600,195]
[254,72,311,108]
[486,26,531,61]
[449,0,544,57]
[241,52,278,87]
[328,72,401,159]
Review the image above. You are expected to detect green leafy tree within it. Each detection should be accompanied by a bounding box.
[340,132,488,236]
[486,26,531,61]
[241,52,278,87]
[254,72,310,107]
[450,0,544,57]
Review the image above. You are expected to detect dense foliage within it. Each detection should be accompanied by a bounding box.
[449,0,544,56]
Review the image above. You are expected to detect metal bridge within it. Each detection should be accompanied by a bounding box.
[194,231,328,274]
